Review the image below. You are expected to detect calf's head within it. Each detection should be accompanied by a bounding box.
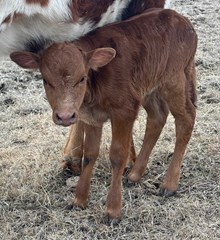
[10,43,116,126]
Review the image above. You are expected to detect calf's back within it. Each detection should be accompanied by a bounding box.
[68,8,198,107]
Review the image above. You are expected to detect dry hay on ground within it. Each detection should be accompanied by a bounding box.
[0,0,220,239]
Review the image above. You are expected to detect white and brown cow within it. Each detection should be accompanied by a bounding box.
[0,0,170,57]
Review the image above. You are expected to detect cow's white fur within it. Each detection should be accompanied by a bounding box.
[164,0,172,9]
[97,0,132,27]
[0,0,169,58]
[0,0,72,32]
[0,0,133,57]
[0,15,95,56]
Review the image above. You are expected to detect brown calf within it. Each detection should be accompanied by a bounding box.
[10,8,197,224]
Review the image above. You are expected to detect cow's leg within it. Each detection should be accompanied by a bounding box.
[61,121,84,175]
[160,67,196,196]
[104,116,135,224]
[128,91,169,182]
[73,124,102,208]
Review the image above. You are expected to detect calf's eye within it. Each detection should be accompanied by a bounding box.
[79,77,86,84]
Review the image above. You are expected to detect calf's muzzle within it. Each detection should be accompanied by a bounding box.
[54,111,78,127]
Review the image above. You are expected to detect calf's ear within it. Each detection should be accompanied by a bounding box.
[87,48,116,70]
[10,52,40,69]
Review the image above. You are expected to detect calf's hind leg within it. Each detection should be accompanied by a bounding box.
[160,71,196,196]
[61,121,84,175]
[128,91,169,183]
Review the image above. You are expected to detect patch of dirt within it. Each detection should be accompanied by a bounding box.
[0,1,220,239]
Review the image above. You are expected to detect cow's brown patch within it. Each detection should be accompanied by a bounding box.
[26,0,49,7]
[69,0,115,23]
[2,15,11,24]
[2,13,24,25]
[13,13,25,22]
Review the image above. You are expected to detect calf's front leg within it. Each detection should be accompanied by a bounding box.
[104,117,135,224]
[73,124,102,208]
[62,121,135,176]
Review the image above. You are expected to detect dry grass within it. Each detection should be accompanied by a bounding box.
[0,0,220,239]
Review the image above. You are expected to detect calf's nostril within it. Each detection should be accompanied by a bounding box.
[70,113,76,120]
[56,113,62,121]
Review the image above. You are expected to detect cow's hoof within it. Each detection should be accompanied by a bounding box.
[124,178,137,187]
[65,201,86,211]
[127,171,142,183]
[65,204,75,210]
[102,214,121,226]
[61,156,82,175]
[159,188,176,197]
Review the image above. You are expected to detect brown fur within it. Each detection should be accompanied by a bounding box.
[10,9,198,224]
[2,15,11,24]
[71,0,115,22]
[26,0,49,7]
[2,13,24,25]
[69,0,165,23]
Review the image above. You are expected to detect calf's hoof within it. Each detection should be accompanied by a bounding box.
[159,187,176,197]
[124,178,137,188]
[65,204,83,211]
[127,171,141,183]
[102,213,121,226]
[65,204,75,211]
[61,156,82,175]
[65,199,87,211]
[73,198,87,209]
